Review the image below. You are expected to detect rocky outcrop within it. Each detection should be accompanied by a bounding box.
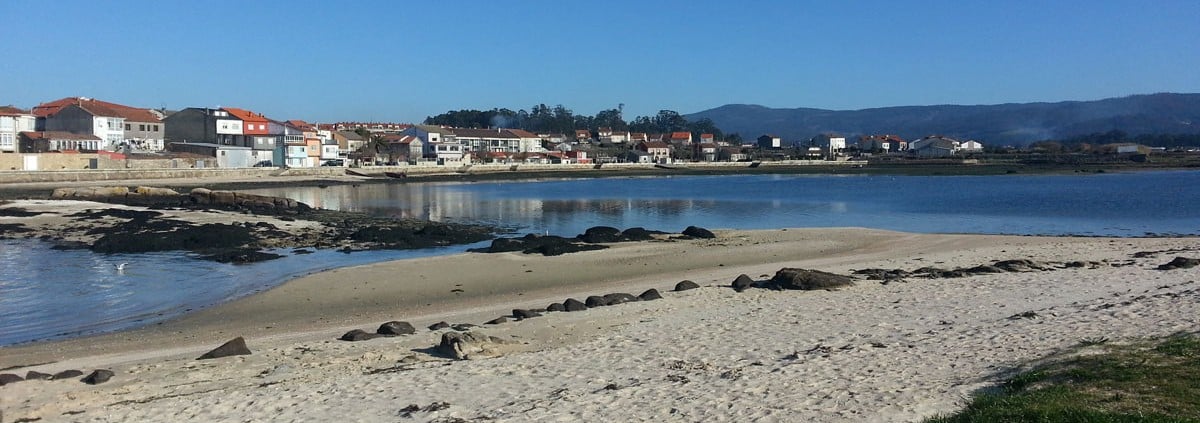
[188,188,310,214]
[377,321,417,336]
[1158,257,1200,270]
[639,288,663,301]
[674,280,700,291]
[563,298,587,311]
[52,370,84,380]
[82,369,115,385]
[0,373,22,386]
[339,329,381,341]
[770,268,855,290]
[732,274,755,292]
[436,331,509,360]
[512,309,543,320]
[197,337,253,359]
[682,226,716,239]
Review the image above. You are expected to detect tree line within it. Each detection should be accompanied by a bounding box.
[1029,130,1200,153]
[423,104,733,143]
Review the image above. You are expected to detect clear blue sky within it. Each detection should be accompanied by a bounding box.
[4,0,1198,124]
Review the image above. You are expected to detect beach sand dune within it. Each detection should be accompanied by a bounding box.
[2,228,1197,422]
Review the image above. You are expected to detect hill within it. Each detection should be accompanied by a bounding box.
[684,93,1200,145]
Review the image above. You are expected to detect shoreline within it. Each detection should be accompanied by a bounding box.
[2,228,1198,421]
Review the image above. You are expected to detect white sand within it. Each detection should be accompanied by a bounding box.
[1,228,1197,422]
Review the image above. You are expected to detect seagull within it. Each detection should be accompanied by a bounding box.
[116,263,128,273]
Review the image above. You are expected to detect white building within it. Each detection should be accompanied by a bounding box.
[0,106,37,153]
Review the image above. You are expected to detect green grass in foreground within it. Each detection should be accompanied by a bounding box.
[926,333,1200,423]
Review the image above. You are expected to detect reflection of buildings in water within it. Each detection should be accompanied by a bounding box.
[829,201,848,213]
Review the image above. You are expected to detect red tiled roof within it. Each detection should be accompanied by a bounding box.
[222,107,270,123]
[506,129,539,138]
[0,106,29,115]
[669,132,691,140]
[700,133,714,138]
[33,97,160,122]
[19,130,102,141]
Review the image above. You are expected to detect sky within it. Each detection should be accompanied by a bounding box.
[4,0,1199,124]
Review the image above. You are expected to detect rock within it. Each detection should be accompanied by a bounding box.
[437,331,508,360]
[134,186,181,196]
[638,288,663,301]
[377,321,417,336]
[512,309,542,320]
[197,336,253,359]
[682,226,716,239]
[1158,257,1200,270]
[770,268,855,290]
[82,369,115,385]
[428,321,451,330]
[339,329,381,342]
[0,373,23,385]
[25,371,52,380]
[603,293,639,306]
[200,249,284,264]
[993,259,1050,272]
[485,316,508,325]
[563,298,587,311]
[52,369,85,380]
[546,302,567,312]
[578,226,623,243]
[620,227,660,241]
[450,323,477,331]
[585,295,610,307]
[732,274,755,292]
[674,280,700,291]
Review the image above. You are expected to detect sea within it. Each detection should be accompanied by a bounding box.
[2,170,1198,346]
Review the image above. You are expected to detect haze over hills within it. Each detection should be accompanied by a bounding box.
[685,93,1200,146]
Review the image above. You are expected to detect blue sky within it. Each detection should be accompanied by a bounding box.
[4,0,1198,124]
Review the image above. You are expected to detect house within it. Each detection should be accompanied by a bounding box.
[636,141,672,163]
[719,147,748,162]
[810,133,847,157]
[453,128,522,154]
[167,142,253,168]
[694,143,719,162]
[18,131,103,152]
[958,140,984,153]
[565,150,591,164]
[757,134,783,149]
[0,106,36,153]
[266,120,304,167]
[624,150,652,163]
[506,129,545,153]
[401,125,458,159]
[574,129,592,142]
[331,130,367,154]
[222,107,276,165]
[629,132,648,143]
[910,136,959,157]
[1114,143,1151,154]
[385,134,423,163]
[286,120,323,166]
[37,97,165,152]
[669,131,693,145]
[164,107,244,147]
[858,134,906,153]
[599,127,630,144]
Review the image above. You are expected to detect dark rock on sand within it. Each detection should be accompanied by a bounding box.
[682,226,716,239]
[0,373,23,385]
[586,295,610,307]
[770,268,855,290]
[603,293,639,306]
[1158,257,1200,270]
[621,227,663,241]
[639,288,663,301]
[200,249,284,264]
[563,298,587,312]
[437,331,507,360]
[377,321,417,336]
[993,259,1051,272]
[546,302,567,312]
[82,369,115,385]
[471,234,608,256]
[52,370,85,380]
[512,309,542,320]
[339,329,381,342]
[732,274,756,292]
[25,371,52,380]
[429,321,451,331]
[485,316,508,325]
[451,323,477,331]
[197,336,253,359]
[674,280,701,291]
[578,226,623,243]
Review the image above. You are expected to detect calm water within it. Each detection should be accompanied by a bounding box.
[2,171,1198,346]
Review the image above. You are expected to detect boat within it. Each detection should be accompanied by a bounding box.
[384,171,408,179]
[345,169,374,177]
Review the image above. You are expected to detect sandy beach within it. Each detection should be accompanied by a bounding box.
[1,227,1198,422]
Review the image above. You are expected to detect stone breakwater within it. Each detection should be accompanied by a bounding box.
[52,186,310,215]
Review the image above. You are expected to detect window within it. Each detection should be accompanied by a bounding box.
[125,124,131,130]
[153,125,159,131]
[139,124,146,131]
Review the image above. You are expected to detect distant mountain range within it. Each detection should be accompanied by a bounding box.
[684,93,1200,145]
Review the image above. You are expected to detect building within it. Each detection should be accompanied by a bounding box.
[694,143,719,162]
[636,141,672,163]
[164,107,245,146]
[719,147,748,162]
[858,134,906,153]
[0,106,37,153]
[36,97,165,152]
[958,140,984,153]
[506,129,545,153]
[402,125,458,159]
[757,134,783,149]
[669,131,693,145]
[332,130,367,153]
[453,128,522,154]
[18,131,103,152]
[810,133,847,157]
[910,136,959,157]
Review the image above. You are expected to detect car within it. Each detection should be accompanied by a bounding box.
[252,160,274,167]
[321,159,345,167]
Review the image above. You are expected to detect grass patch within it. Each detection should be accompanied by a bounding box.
[926,333,1200,423]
